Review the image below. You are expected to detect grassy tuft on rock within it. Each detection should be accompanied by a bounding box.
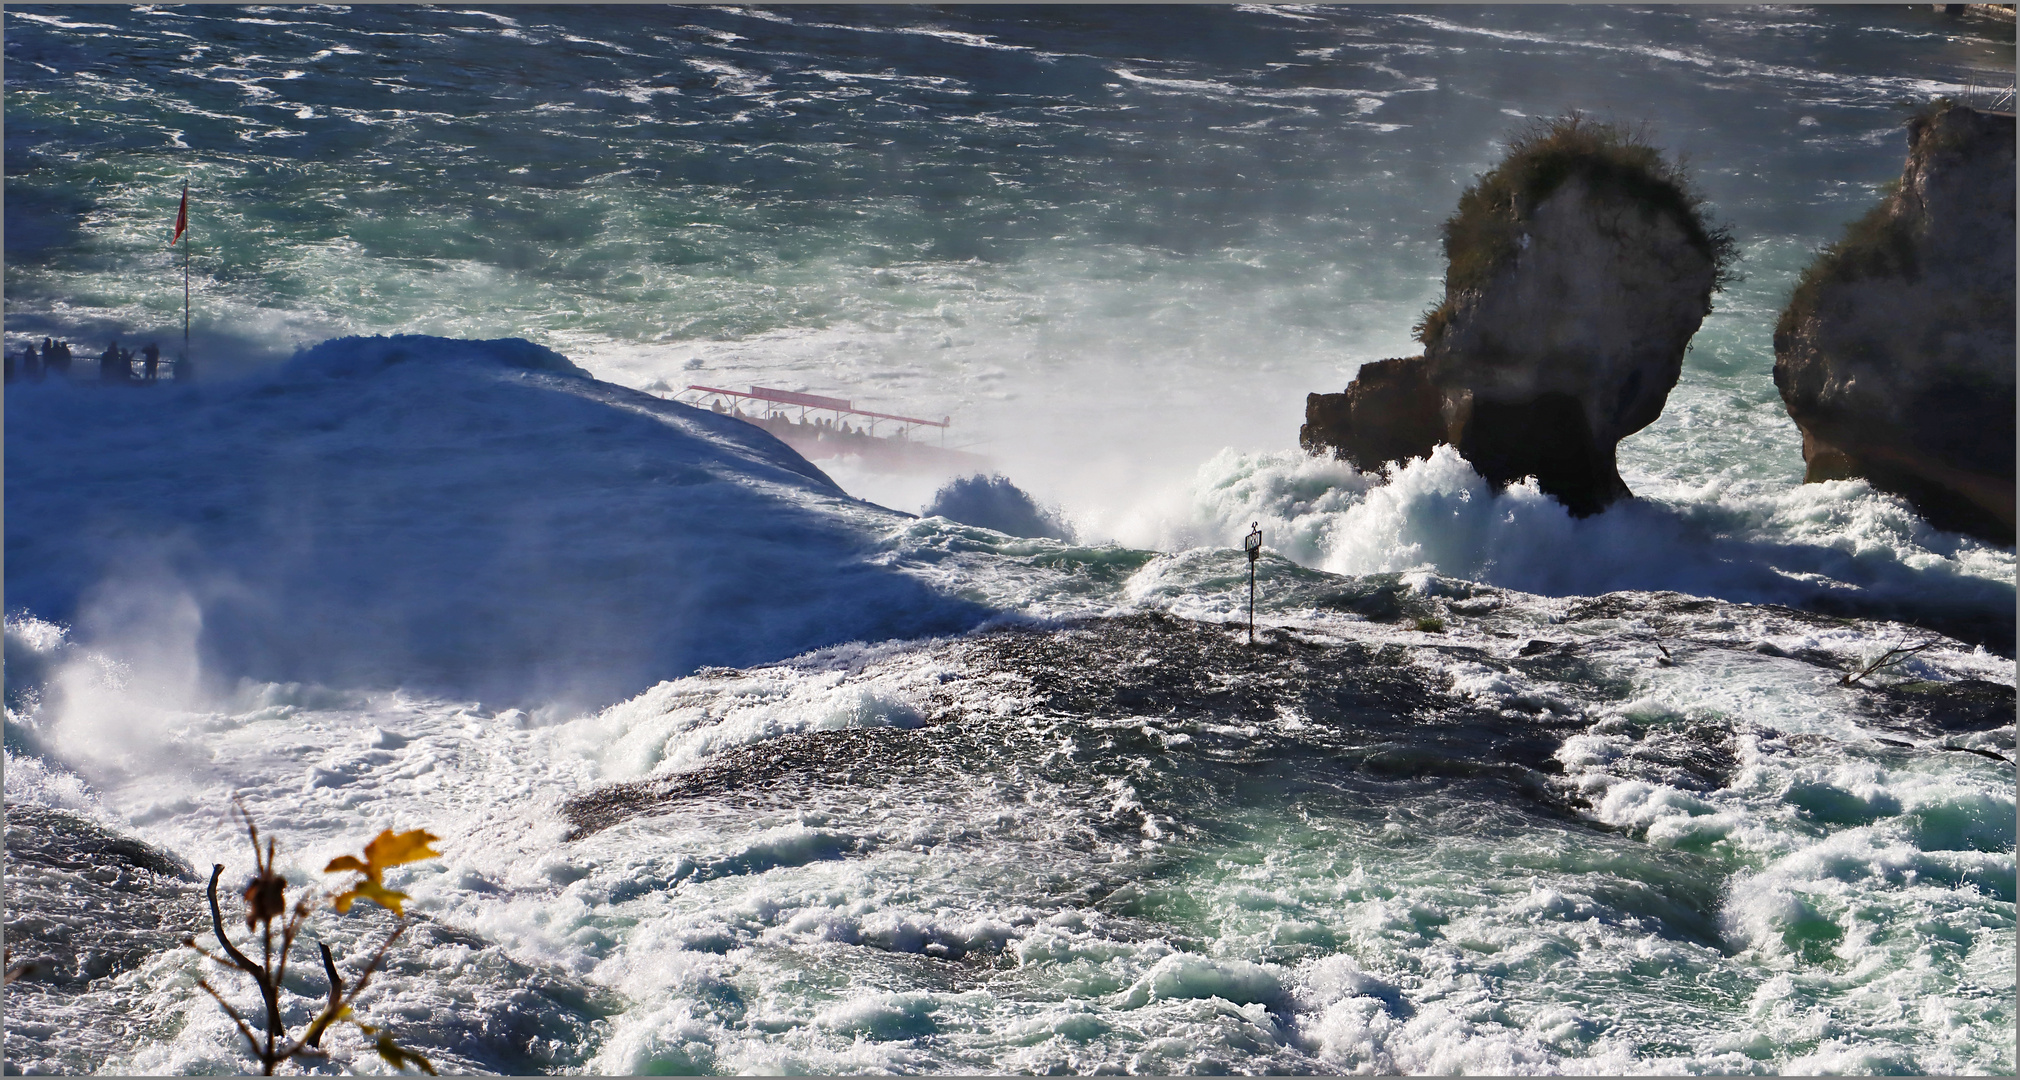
[1773,190,1916,342]
[1415,113,1739,346]
[1776,99,1965,342]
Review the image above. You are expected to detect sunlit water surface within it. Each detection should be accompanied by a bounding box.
[5,6,2014,1075]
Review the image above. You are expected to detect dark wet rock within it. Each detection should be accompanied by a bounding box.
[562,725,947,839]
[1607,723,1741,795]
[3,805,203,990]
[1853,677,2017,737]
[1773,102,2016,544]
[3,806,210,1074]
[1562,588,2014,661]
[2,804,614,1075]
[359,912,623,1076]
[562,613,1597,840]
[1423,136,1725,513]
[1309,577,1426,623]
[1299,356,1444,472]
[5,803,196,882]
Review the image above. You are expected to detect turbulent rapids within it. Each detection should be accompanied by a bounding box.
[5,5,2016,1076]
[9,569,2013,1072]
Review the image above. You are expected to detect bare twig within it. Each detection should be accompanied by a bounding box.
[1839,639,1941,687]
[203,863,283,1072]
[304,942,346,1050]
[205,866,264,981]
[1941,742,2014,764]
[3,947,34,986]
[193,808,434,1075]
[196,977,263,1060]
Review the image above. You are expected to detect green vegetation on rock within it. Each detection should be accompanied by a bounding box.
[1416,113,1740,346]
[1774,189,1914,341]
[1776,100,1968,342]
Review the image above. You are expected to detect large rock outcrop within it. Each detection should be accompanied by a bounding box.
[1305,116,1732,515]
[1773,103,2015,544]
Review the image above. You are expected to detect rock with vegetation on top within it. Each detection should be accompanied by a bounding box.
[1420,115,1736,515]
[1772,102,2015,544]
[1305,116,1736,516]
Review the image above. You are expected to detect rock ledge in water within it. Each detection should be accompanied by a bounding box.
[1773,102,2016,544]
[1299,356,1444,473]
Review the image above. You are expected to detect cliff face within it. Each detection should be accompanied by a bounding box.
[1773,104,2016,544]
[1426,174,1718,514]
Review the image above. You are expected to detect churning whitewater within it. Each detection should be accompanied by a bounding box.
[5,6,2014,1076]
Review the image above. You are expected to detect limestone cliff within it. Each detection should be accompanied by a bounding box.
[1305,116,1733,516]
[1773,102,2015,544]
[1422,121,1728,516]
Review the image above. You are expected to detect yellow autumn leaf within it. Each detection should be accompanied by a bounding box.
[331,878,411,916]
[324,827,440,915]
[361,829,442,872]
[376,1033,438,1075]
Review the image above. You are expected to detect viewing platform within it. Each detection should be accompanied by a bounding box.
[673,384,992,475]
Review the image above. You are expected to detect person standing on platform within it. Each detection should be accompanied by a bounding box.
[100,340,130,382]
[141,342,160,381]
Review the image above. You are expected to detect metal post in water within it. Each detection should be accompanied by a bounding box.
[1243,521,1262,643]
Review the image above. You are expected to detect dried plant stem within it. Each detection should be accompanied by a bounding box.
[202,864,407,1072]
[1839,639,1940,687]
[205,865,280,1051]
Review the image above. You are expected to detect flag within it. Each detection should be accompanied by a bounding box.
[173,182,187,244]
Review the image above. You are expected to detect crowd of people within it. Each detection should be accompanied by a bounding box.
[5,336,190,384]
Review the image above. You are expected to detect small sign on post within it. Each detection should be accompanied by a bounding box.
[1243,521,1263,643]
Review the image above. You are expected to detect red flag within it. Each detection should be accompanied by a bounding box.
[173,182,188,244]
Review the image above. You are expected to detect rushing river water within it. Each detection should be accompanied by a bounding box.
[5,5,2015,1075]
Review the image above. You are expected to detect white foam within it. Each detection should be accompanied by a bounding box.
[1157,446,2013,619]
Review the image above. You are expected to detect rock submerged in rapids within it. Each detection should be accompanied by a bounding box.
[1304,115,1737,516]
[1773,102,2016,544]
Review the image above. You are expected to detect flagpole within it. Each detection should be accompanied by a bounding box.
[176,180,190,374]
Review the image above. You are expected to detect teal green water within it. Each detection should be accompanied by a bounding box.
[4,6,2013,1075]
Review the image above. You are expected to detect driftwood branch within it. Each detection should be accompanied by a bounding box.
[1871,735,2012,765]
[1839,639,1941,687]
[1941,742,2014,764]
[2,947,34,986]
